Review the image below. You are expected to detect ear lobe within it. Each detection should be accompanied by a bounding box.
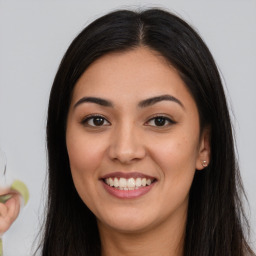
[196,127,211,170]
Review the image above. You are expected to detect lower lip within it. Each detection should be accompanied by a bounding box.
[101,180,156,199]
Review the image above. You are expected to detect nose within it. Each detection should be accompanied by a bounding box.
[108,122,146,164]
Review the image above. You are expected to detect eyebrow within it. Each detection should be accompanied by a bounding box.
[74,97,113,109]
[73,94,184,109]
[138,94,184,109]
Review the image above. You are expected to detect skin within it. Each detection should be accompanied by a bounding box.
[0,190,20,236]
[66,47,210,256]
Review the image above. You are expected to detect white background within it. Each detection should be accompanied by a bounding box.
[0,0,255,255]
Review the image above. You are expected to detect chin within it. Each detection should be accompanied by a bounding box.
[97,209,158,234]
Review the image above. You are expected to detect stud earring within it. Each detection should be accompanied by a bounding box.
[202,160,207,167]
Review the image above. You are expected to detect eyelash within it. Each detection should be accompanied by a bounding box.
[145,115,176,127]
[81,114,176,128]
[81,114,111,127]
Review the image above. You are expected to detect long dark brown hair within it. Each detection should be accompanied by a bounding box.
[38,8,255,256]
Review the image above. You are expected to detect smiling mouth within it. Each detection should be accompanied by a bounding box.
[103,177,157,191]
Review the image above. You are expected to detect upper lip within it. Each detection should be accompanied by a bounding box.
[100,172,157,180]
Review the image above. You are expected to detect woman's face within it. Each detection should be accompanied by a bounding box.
[66,47,210,234]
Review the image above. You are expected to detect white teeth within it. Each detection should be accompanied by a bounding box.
[119,178,127,188]
[127,178,135,188]
[109,178,114,187]
[141,178,147,186]
[114,177,119,188]
[135,178,142,187]
[104,177,154,190]
[146,179,152,185]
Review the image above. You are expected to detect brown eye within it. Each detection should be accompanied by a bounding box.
[146,116,175,127]
[92,117,105,126]
[82,115,110,127]
[154,117,167,126]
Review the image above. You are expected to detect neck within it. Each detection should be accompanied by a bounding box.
[98,207,186,256]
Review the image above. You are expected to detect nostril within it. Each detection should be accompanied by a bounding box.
[108,145,146,164]
[107,131,146,163]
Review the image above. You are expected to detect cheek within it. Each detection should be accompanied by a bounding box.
[65,126,109,204]
[66,130,106,175]
[152,135,199,212]
[153,135,198,169]
[66,129,107,209]
[150,132,199,195]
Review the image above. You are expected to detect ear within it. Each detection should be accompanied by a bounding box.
[196,126,211,170]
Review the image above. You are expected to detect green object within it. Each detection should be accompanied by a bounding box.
[0,194,12,204]
[0,238,2,256]
[11,180,29,205]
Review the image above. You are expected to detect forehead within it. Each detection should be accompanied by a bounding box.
[71,47,195,108]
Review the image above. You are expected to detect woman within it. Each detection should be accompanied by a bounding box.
[39,8,255,256]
